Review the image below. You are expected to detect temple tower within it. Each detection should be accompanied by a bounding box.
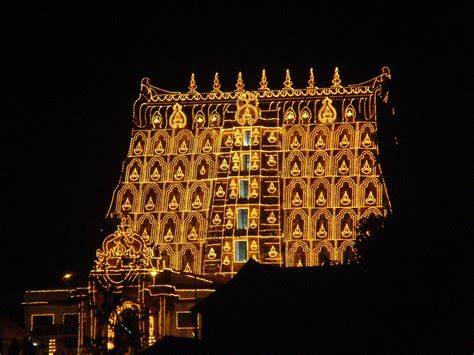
[96,66,392,277]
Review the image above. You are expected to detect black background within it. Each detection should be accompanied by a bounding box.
[0,1,470,339]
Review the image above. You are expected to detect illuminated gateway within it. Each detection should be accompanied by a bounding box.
[24,67,392,353]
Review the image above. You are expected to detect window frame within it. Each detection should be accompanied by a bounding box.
[239,179,249,199]
[241,153,251,171]
[176,311,198,330]
[236,207,249,230]
[234,240,248,263]
[243,129,252,146]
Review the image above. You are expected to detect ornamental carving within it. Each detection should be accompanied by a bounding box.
[318,97,337,123]
[169,103,187,128]
[235,92,259,125]
[95,218,153,285]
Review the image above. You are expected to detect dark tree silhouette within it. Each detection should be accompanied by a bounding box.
[354,215,388,270]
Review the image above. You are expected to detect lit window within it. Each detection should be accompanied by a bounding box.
[239,180,249,199]
[237,208,248,230]
[234,240,248,262]
[242,154,251,171]
[243,130,251,146]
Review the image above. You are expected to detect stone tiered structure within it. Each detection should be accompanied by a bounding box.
[99,67,391,279]
[24,67,393,353]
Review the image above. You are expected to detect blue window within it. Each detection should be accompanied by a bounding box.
[237,208,248,230]
[234,240,248,262]
[239,180,249,199]
[242,154,251,171]
[243,130,251,146]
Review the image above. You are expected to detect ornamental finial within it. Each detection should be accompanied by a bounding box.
[307,68,316,89]
[212,72,221,92]
[332,67,342,87]
[188,73,198,93]
[283,69,293,90]
[259,69,269,90]
[235,72,245,91]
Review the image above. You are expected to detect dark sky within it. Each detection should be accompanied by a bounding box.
[0,3,469,321]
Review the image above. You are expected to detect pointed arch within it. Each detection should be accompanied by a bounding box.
[308,151,330,178]
[282,101,297,124]
[172,129,194,154]
[285,178,307,209]
[125,158,144,183]
[283,151,306,177]
[157,213,181,244]
[332,149,355,176]
[311,208,333,240]
[313,241,334,266]
[182,212,207,242]
[361,207,382,219]
[357,150,376,176]
[145,157,167,182]
[164,183,186,211]
[128,132,147,156]
[192,155,216,180]
[168,156,190,181]
[357,123,376,149]
[177,244,200,273]
[155,244,176,270]
[338,240,356,264]
[309,125,331,150]
[197,128,220,153]
[297,100,313,124]
[286,209,309,240]
[287,241,311,267]
[116,184,139,214]
[334,177,356,207]
[334,123,355,149]
[136,214,158,245]
[186,182,211,211]
[283,125,307,151]
[149,131,171,155]
[310,178,332,208]
[141,183,162,212]
[359,177,383,207]
[335,208,357,240]
[206,103,223,128]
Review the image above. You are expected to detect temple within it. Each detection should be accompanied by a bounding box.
[24,67,392,353]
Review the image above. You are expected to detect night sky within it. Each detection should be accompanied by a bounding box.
[1,2,469,326]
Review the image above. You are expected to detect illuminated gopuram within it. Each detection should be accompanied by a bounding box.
[98,66,391,277]
[24,67,393,353]
[87,67,392,349]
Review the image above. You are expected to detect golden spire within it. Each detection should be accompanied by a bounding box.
[259,69,269,90]
[212,72,221,92]
[283,69,293,90]
[332,67,342,87]
[307,68,316,89]
[188,73,198,93]
[235,72,245,91]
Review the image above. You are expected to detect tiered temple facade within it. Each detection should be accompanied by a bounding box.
[24,67,392,353]
[98,67,391,277]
